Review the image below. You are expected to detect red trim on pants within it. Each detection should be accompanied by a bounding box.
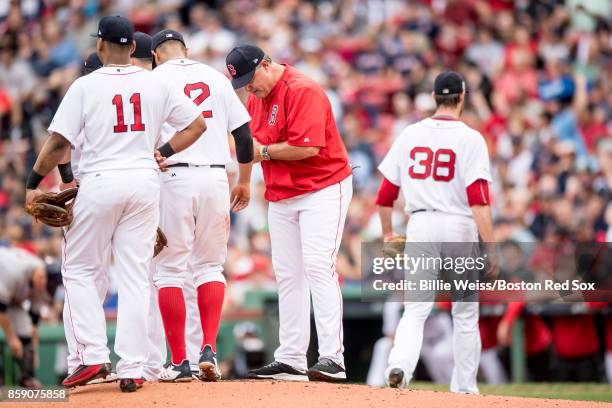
[331,181,344,357]
[61,230,86,365]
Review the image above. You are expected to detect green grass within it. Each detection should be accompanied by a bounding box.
[410,382,612,403]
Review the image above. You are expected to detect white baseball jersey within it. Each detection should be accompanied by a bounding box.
[378,117,491,217]
[48,65,201,174]
[153,58,251,166]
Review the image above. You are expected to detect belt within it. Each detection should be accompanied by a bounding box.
[411,209,438,214]
[167,163,225,169]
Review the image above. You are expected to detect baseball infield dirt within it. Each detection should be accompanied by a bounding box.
[9,381,610,408]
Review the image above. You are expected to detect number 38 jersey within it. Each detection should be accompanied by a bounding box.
[48,65,201,175]
[154,58,251,166]
[378,117,492,217]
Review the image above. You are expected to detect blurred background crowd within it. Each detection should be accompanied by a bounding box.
[0,0,610,385]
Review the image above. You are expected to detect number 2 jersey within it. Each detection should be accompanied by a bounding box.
[48,65,201,175]
[378,117,492,217]
[154,58,251,166]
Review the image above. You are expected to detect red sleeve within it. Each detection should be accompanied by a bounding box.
[286,87,327,147]
[375,178,400,207]
[466,178,490,206]
[500,302,524,327]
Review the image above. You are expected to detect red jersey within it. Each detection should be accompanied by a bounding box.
[247,65,352,202]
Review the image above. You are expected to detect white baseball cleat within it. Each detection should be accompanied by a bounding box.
[158,360,193,382]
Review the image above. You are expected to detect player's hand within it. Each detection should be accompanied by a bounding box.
[8,335,23,359]
[154,150,168,172]
[230,182,250,212]
[59,180,77,191]
[25,189,43,206]
[496,320,512,347]
[252,140,263,163]
[485,244,500,279]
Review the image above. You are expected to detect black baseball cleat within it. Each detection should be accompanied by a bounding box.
[119,378,144,392]
[199,344,221,382]
[387,368,407,388]
[306,358,346,382]
[248,361,308,381]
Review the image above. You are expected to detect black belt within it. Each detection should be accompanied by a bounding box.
[411,209,438,214]
[167,163,225,169]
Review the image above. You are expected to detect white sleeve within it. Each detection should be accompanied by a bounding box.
[463,131,492,187]
[48,79,84,146]
[162,81,202,132]
[225,78,250,132]
[378,138,402,186]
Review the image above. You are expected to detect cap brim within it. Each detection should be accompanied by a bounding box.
[231,70,255,89]
[90,33,100,38]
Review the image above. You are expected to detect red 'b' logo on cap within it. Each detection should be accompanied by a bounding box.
[227,64,237,76]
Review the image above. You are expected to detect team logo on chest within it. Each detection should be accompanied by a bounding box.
[269,105,279,125]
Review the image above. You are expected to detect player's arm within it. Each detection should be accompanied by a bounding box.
[230,122,254,212]
[158,116,206,160]
[25,133,72,203]
[156,79,207,165]
[0,303,23,358]
[253,140,320,162]
[376,178,400,239]
[467,179,498,278]
[27,79,82,201]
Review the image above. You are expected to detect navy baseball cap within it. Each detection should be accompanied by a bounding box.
[151,29,186,52]
[132,32,152,59]
[91,16,134,45]
[434,71,467,95]
[83,52,102,74]
[226,45,265,89]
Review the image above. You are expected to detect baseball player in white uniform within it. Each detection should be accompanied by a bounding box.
[150,29,253,382]
[55,52,119,385]
[375,71,498,394]
[25,16,205,393]
[0,247,47,388]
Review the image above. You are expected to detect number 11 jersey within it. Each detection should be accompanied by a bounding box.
[48,65,201,175]
[154,58,251,166]
[378,117,492,217]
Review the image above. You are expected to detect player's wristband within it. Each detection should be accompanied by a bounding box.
[26,170,44,190]
[158,142,176,158]
[58,163,74,184]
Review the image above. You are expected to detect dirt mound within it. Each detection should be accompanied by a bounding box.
[9,381,609,408]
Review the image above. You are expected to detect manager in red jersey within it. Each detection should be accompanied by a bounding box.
[226,45,353,382]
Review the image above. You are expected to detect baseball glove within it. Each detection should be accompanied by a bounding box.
[382,235,406,258]
[154,227,167,258]
[25,188,78,227]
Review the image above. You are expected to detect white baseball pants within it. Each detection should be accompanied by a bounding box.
[269,175,352,370]
[153,166,229,289]
[386,211,481,394]
[61,169,159,379]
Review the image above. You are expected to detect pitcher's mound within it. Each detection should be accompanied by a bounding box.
[15,380,609,408]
